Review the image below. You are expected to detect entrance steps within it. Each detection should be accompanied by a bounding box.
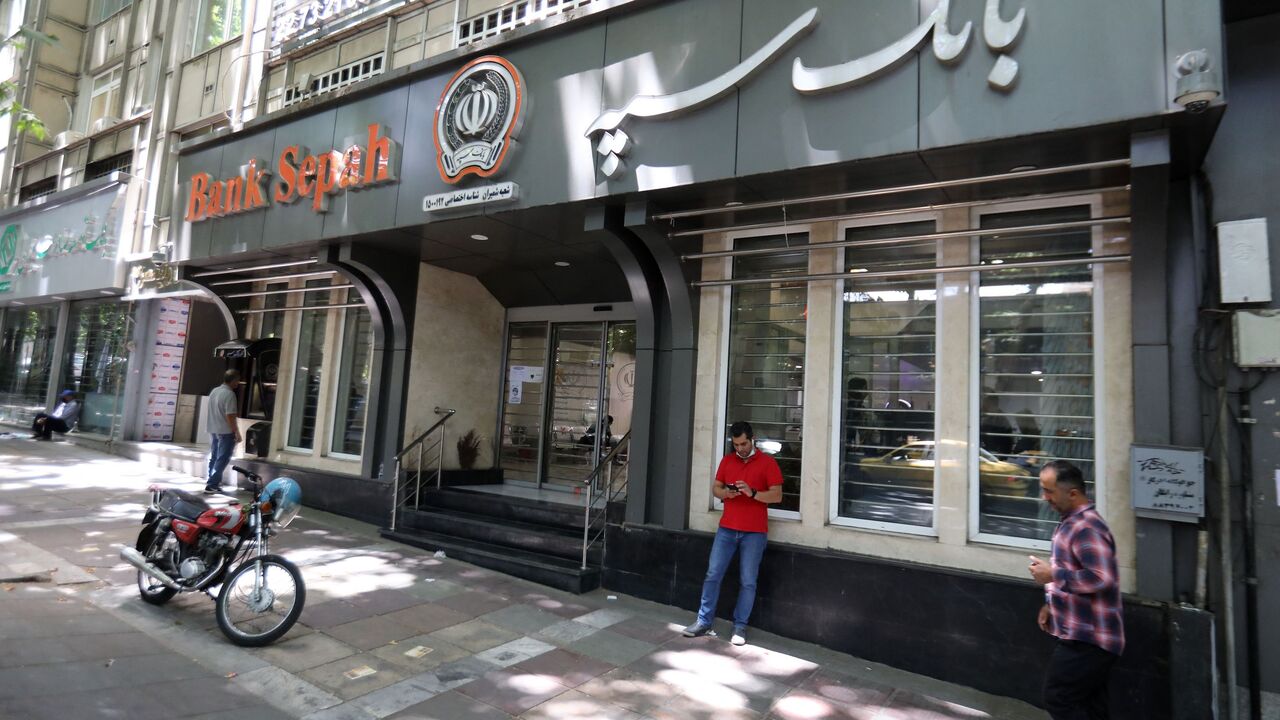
[380,486,602,594]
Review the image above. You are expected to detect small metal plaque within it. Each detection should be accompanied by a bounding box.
[343,665,377,680]
[404,645,434,659]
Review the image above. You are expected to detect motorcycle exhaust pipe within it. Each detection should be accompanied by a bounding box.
[119,546,182,590]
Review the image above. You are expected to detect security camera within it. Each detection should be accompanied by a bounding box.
[1173,50,1220,113]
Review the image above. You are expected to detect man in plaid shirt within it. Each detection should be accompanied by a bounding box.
[1028,459,1124,720]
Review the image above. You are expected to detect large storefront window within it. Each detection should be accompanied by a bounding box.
[62,300,132,435]
[725,234,808,514]
[0,306,60,424]
[331,291,372,457]
[286,280,328,450]
[975,205,1096,542]
[837,222,938,530]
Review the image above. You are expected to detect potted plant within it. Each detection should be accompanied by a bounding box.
[457,429,482,470]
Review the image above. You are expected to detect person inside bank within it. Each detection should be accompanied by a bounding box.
[683,421,784,646]
[31,390,80,440]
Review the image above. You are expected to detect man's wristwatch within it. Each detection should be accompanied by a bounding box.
[748,487,757,499]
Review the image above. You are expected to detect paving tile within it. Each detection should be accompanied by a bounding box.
[456,667,572,716]
[347,675,439,719]
[523,688,646,720]
[768,687,866,720]
[474,636,557,668]
[573,607,633,629]
[513,648,616,688]
[252,630,359,673]
[608,615,685,643]
[566,629,657,667]
[514,591,596,620]
[187,705,294,720]
[878,689,993,720]
[370,635,471,672]
[387,690,513,720]
[479,603,564,635]
[324,615,421,651]
[736,645,821,687]
[415,656,501,694]
[797,669,896,708]
[426,618,521,653]
[343,588,426,616]
[303,599,374,629]
[231,665,343,716]
[433,590,512,618]
[397,578,465,602]
[646,692,764,720]
[533,618,601,647]
[379,602,473,635]
[575,667,683,716]
[300,652,412,701]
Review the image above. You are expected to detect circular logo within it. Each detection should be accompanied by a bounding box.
[434,56,525,184]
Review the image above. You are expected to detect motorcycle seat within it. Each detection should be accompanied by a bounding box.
[158,489,211,521]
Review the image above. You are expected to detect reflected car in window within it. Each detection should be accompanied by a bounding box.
[855,441,1034,497]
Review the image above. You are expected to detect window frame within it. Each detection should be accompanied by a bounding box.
[282,278,334,454]
[189,0,246,58]
[328,292,371,461]
[714,224,814,523]
[827,212,942,538]
[88,65,123,130]
[95,0,132,23]
[966,193,1107,550]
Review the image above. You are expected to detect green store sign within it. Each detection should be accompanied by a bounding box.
[0,215,118,295]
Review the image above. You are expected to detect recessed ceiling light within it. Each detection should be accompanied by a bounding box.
[1030,370,1043,375]
[99,289,115,295]
[990,259,1004,265]
[725,201,744,207]
[1010,165,1038,173]
[470,234,488,241]
[849,267,869,273]
[554,261,571,267]
[51,295,66,301]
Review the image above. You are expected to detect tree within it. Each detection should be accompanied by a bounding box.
[1,27,57,141]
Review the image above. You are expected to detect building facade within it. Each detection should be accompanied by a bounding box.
[8,0,1280,717]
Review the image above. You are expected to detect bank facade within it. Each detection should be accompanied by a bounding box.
[16,0,1273,717]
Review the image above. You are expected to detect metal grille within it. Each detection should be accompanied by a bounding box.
[0,306,60,424]
[838,221,938,529]
[19,178,57,203]
[456,0,595,45]
[61,300,133,435]
[725,234,807,513]
[976,205,1097,541]
[283,53,385,107]
[85,152,132,181]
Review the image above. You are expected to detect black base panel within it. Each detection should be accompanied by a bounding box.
[602,523,1212,718]
[230,459,390,526]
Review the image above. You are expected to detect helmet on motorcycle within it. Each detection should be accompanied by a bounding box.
[259,477,302,527]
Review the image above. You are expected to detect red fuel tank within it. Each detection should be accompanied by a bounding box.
[195,504,246,535]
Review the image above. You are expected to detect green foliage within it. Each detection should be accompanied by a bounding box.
[1,28,58,141]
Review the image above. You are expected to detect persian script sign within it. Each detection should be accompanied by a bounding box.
[1130,444,1205,521]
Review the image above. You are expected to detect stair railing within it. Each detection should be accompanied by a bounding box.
[390,407,455,531]
[581,430,631,570]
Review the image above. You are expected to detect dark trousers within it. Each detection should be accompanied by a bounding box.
[1044,639,1117,720]
[32,414,69,440]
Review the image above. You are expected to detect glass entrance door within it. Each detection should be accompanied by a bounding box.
[499,321,635,490]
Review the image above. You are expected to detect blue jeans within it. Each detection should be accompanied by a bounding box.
[206,433,235,489]
[697,527,767,629]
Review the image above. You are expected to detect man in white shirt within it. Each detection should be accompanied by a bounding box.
[32,390,80,440]
[204,370,242,494]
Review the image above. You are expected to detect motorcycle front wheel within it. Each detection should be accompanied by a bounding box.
[215,554,305,647]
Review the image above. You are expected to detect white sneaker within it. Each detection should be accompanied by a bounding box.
[731,627,747,646]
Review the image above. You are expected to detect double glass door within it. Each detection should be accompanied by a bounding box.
[499,321,635,490]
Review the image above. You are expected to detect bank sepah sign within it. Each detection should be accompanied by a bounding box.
[184,123,399,223]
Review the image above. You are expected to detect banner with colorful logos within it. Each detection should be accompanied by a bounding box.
[142,298,192,441]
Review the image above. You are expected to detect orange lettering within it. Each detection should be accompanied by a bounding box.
[207,180,224,217]
[312,150,343,212]
[339,145,362,189]
[185,173,211,222]
[363,123,397,184]
[243,159,270,210]
[298,155,317,198]
[224,176,243,213]
[275,146,300,203]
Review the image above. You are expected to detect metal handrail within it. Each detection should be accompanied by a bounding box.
[390,407,455,531]
[581,430,631,570]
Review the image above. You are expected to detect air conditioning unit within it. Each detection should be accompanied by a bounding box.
[52,130,86,149]
[90,116,121,134]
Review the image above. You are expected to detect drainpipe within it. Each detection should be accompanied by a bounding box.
[228,0,261,130]
[1216,384,1238,720]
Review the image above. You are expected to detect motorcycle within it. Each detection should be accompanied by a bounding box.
[119,466,306,646]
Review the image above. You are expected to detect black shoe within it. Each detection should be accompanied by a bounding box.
[203,487,220,495]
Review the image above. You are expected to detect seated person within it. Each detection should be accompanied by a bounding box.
[33,390,80,440]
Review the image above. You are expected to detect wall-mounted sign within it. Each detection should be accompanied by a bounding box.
[271,0,401,51]
[422,182,519,213]
[434,56,525,184]
[586,0,1030,179]
[185,123,398,222]
[0,213,119,292]
[1131,444,1205,522]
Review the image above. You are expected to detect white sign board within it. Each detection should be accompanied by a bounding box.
[422,182,519,212]
[1131,444,1205,522]
[508,365,544,383]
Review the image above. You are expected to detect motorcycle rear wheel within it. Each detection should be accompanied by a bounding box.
[215,554,305,647]
[135,529,177,605]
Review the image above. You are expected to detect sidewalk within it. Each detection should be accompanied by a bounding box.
[0,437,1048,719]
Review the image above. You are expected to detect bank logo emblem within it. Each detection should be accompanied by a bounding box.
[434,55,524,184]
[0,224,17,276]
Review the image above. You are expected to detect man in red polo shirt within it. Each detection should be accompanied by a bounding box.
[682,421,784,646]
